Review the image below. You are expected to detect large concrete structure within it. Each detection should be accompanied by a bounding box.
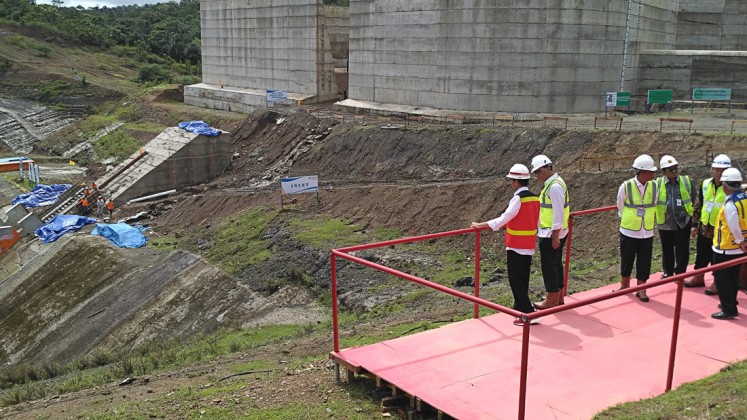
[189,0,747,114]
[186,0,337,112]
[98,127,232,206]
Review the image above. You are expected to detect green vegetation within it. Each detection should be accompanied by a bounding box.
[595,361,747,419]
[92,130,140,162]
[203,209,279,275]
[0,324,309,407]
[288,217,362,249]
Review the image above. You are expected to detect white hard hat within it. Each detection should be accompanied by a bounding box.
[660,155,678,169]
[720,167,743,183]
[632,154,657,171]
[530,155,552,173]
[712,154,731,169]
[506,164,531,180]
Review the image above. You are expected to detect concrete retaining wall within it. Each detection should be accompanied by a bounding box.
[638,51,747,101]
[196,0,336,109]
[348,0,677,113]
[325,5,350,68]
[676,0,747,50]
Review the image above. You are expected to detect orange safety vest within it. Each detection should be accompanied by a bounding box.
[505,190,540,250]
[81,198,89,207]
[107,201,114,210]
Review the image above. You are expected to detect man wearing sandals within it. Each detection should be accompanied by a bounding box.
[614,155,658,302]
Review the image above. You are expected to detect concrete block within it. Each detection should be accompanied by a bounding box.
[4,204,28,226]
[17,213,42,237]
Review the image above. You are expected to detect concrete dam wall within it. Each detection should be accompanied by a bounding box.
[188,0,336,110]
[348,0,676,113]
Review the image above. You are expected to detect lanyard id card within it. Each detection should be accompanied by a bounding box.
[705,202,714,213]
[676,198,682,207]
[637,206,646,217]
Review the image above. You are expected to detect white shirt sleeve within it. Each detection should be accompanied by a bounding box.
[487,194,521,231]
[548,183,566,230]
[617,182,627,218]
[725,201,743,244]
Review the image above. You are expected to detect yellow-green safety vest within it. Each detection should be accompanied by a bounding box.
[621,179,657,231]
[539,176,570,230]
[655,175,693,224]
[701,178,727,227]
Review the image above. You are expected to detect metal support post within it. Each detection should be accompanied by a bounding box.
[666,279,685,391]
[474,230,481,319]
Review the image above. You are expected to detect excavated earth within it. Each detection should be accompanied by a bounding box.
[2,108,746,418]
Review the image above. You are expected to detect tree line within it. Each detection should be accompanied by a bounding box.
[0,0,201,64]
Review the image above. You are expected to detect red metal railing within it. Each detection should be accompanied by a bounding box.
[330,205,747,420]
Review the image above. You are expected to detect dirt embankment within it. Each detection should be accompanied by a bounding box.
[3,109,742,367]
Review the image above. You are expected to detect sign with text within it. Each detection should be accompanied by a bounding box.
[692,88,731,101]
[606,91,631,107]
[280,176,318,195]
[266,89,288,102]
[647,89,673,105]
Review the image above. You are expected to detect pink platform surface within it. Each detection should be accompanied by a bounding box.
[332,270,747,419]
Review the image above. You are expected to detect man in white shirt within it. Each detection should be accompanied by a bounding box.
[471,164,540,326]
[530,155,570,310]
[614,155,658,302]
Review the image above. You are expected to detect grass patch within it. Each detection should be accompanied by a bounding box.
[369,227,403,241]
[288,217,362,248]
[594,360,747,419]
[201,209,278,275]
[93,130,140,162]
[0,324,309,407]
[149,236,178,252]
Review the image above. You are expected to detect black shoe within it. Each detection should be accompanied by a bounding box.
[661,273,672,279]
[711,311,738,320]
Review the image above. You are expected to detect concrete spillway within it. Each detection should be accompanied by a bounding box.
[98,127,232,206]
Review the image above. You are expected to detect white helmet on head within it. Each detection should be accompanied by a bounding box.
[660,155,678,169]
[530,155,552,173]
[507,164,531,180]
[712,154,731,169]
[720,167,743,183]
[632,154,657,171]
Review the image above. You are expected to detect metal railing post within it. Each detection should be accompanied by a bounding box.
[562,215,574,298]
[331,254,339,353]
[518,320,531,420]
[474,229,481,318]
[666,278,685,391]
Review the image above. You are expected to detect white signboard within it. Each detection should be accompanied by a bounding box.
[266,89,288,102]
[605,92,617,107]
[281,176,319,195]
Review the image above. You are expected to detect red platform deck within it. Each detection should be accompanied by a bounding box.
[331,270,747,419]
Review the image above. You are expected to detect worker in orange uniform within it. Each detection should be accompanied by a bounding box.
[80,197,90,216]
[471,164,541,326]
[709,168,747,319]
[91,181,98,190]
[106,199,115,218]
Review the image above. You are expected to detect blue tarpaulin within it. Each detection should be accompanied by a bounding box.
[35,214,97,243]
[91,223,148,248]
[178,121,221,137]
[12,184,71,208]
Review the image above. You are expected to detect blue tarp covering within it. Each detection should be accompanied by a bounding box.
[12,184,71,208]
[35,214,97,243]
[91,223,148,248]
[178,120,222,137]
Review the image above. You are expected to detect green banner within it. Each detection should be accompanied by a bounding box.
[616,92,631,107]
[648,89,673,105]
[693,88,731,101]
